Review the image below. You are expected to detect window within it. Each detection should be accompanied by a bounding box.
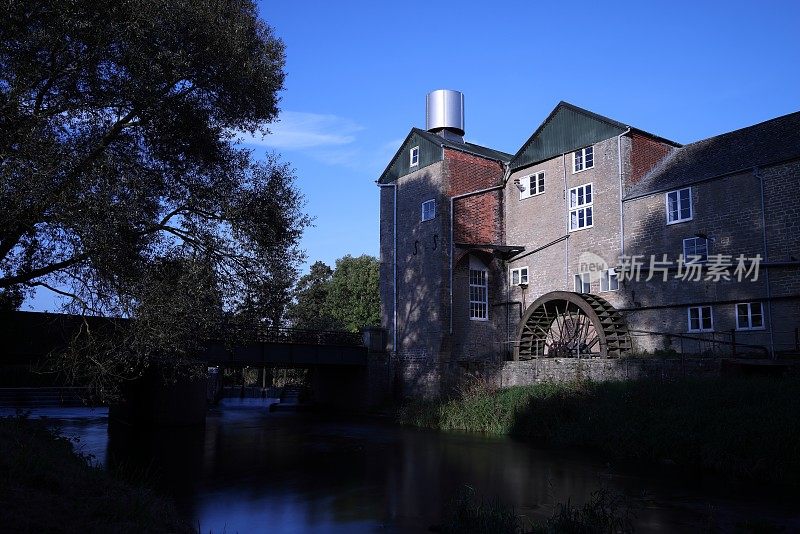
[573,146,594,173]
[736,302,764,330]
[688,306,713,332]
[519,171,545,199]
[410,146,419,167]
[469,269,488,320]
[569,183,593,231]
[421,199,436,221]
[683,237,709,263]
[600,268,619,292]
[574,272,591,293]
[510,266,529,286]
[666,187,692,224]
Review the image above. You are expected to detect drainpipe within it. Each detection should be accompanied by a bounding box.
[617,128,631,256]
[449,163,508,334]
[563,153,569,289]
[755,168,776,358]
[376,182,398,353]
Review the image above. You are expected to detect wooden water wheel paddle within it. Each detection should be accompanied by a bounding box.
[514,291,631,359]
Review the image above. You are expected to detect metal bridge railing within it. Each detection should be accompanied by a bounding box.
[255,328,364,347]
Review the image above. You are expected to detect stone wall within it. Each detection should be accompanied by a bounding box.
[498,357,721,387]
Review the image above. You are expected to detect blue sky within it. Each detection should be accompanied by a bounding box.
[258,0,799,268]
[27,0,800,310]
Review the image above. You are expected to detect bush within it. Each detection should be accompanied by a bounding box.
[0,413,193,533]
[399,377,800,485]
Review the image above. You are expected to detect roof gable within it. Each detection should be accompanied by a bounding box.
[378,128,511,184]
[378,130,443,184]
[510,102,630,171]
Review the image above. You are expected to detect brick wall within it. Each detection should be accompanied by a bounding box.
[445,148,505,245]
[628,132,675,186]
[446,148,504,197]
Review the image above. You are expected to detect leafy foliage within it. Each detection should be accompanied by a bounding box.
[323,254,380,332]
[287,260,339,330]
[0,0,310,399]
[288,255,380,333]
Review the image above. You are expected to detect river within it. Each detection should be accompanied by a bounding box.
[4,399,799,533]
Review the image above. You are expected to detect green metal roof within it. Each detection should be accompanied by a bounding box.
[510,102,680,171]
[510,102,628,170]
[378,128,511,184]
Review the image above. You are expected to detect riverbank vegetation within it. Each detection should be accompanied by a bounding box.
[399,377,800,485]
[0,414,192,533]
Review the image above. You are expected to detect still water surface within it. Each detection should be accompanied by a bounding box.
[7,399,800,533]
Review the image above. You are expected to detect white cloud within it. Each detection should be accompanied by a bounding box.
[239,111,364,150]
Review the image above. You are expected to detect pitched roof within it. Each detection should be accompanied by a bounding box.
[412,128,513,162]
[625,111,800,199]
[377,128,512,184]
[510,101,679,171]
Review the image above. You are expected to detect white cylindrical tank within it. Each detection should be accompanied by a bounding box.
[426,89,464,136]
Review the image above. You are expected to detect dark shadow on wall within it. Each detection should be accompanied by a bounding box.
[390,171,507,399]
[391,170,452,399]
[617,197,771,357]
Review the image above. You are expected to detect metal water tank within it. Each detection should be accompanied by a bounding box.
[426,89,464,136]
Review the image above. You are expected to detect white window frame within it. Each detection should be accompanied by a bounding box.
[574,272,591,294]
[469,268,489,321]
[600,268,619,292]
[421,199,436,222]
[510,266,529,286]
[687,306,714,332]
[572,146,594,173]
[569,183,593,231]
[736,302,765,331]
[410,146,419,167]
[666,187,693,224]
[519,171,545,200]
[682,237,709,264]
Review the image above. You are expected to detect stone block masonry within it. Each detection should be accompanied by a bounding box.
[499,357,721,387]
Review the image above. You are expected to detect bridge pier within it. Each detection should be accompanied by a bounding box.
[109,363,207,427]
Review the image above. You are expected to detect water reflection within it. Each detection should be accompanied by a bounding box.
[5,399,799,533]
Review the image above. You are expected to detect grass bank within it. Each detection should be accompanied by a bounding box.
[399,377,800,485]
[0,414,193,533]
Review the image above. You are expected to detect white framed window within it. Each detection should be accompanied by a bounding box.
[510,266,529,286]
[574,272,591,293]
[600,268,619,292]
[469,268,488,320]
[410,146,419,167]
[519,171,545,199]
[572,146,594,173]
[569,183,593,231]
[666,187,692,224]
[688,306,713,332]
[683,237,709,263]
[736,302,764,330]
[421,199,436,221]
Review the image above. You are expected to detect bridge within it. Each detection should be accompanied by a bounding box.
[0,311,390,425]
[0,311,371,367]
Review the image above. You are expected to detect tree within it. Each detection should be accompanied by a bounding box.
[286,261,340,330]
[0,0,309,398]
[323,255,380,333]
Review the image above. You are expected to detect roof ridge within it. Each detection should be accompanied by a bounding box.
[681,110,800,147]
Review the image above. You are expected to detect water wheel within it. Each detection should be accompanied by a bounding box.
[513,291,631,359]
